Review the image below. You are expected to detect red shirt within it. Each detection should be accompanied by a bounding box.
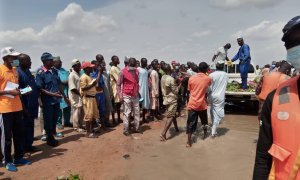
[187,73,212,111]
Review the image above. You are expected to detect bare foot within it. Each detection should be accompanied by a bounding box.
[186,143,192,148]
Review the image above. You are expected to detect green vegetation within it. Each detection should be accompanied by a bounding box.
[226,81,256,92]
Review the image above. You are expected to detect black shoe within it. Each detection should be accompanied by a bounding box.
[47,140,58,147]
[123,131,130,136]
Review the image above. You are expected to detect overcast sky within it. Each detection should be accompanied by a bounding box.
[0,0,299,69]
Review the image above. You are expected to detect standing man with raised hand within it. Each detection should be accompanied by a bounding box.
[253,16,300,179]
[229,37,251,90]
[53,56,71,129]
[208,62,228,138]
[36,52,70,147]
[80,62,100,138]
[117,58,141,136]
[110,55,122,124]
[17,54,41,155]
[186,62,212,148]
[138,58,150,124]
[160,64,180,141]
[68,59,84,132]
[0,47,31,172]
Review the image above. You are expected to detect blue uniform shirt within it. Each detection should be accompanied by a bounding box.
[232,44,251,63]
[17,67,39,118]
[36,67,61,105]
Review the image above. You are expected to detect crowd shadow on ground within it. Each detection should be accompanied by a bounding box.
[140,125,151,133]
[168,127,183,140]
[29,129,88,163]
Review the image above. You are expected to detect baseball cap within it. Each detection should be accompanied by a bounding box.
[81,62,95,69]
[1,47,20,58]
[53,56,61,61]
[41,52,54,61]
[71,59,80,66]
[282,16,300,42]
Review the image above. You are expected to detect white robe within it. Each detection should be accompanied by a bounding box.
[138,67,150,109]
[208,71,228,134]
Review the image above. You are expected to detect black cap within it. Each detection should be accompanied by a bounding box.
[282,16,300,42]
[41,52,54,61]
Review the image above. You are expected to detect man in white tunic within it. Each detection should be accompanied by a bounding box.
[138,58,150,123]
[208,62,228,137]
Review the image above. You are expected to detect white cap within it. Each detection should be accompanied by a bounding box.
[1,47,21,59]
[71,59,80,66]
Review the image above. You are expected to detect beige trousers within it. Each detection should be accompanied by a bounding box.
[123,96,140,132]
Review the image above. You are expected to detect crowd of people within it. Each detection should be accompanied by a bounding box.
[0,45,232,171]
[0,15,299,179]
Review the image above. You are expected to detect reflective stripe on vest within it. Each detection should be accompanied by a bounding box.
[258,72,289,101]
[269,75,300,180]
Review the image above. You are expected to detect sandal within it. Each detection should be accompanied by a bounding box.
[160,135,166,142]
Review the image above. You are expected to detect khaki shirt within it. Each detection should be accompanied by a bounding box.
[80,73,97,97]
[161,74,178,105]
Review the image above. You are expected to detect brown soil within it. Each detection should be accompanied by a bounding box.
[0,110,259,180]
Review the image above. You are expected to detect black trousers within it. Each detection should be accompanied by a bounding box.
[43,103,59,141]
[23,108,35,151]
[1,111,24,163]
[186,109,208,134]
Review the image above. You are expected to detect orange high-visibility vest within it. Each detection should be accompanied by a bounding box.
[258,72,290,101]
[268,75,300,180]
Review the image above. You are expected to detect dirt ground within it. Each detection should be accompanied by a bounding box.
[0,108,259,180]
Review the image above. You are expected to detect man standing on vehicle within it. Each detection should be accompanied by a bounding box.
[229,37,251,90]
[211,43,231,71]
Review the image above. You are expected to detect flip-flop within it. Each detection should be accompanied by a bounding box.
[160,135,166,142]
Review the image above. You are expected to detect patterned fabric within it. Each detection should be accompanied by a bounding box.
[166,102,177,118]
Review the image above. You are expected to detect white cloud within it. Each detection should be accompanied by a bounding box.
[232,21,285,40]
[39,3,117,40]
[0,3,118,68]
[210,0,281,9]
